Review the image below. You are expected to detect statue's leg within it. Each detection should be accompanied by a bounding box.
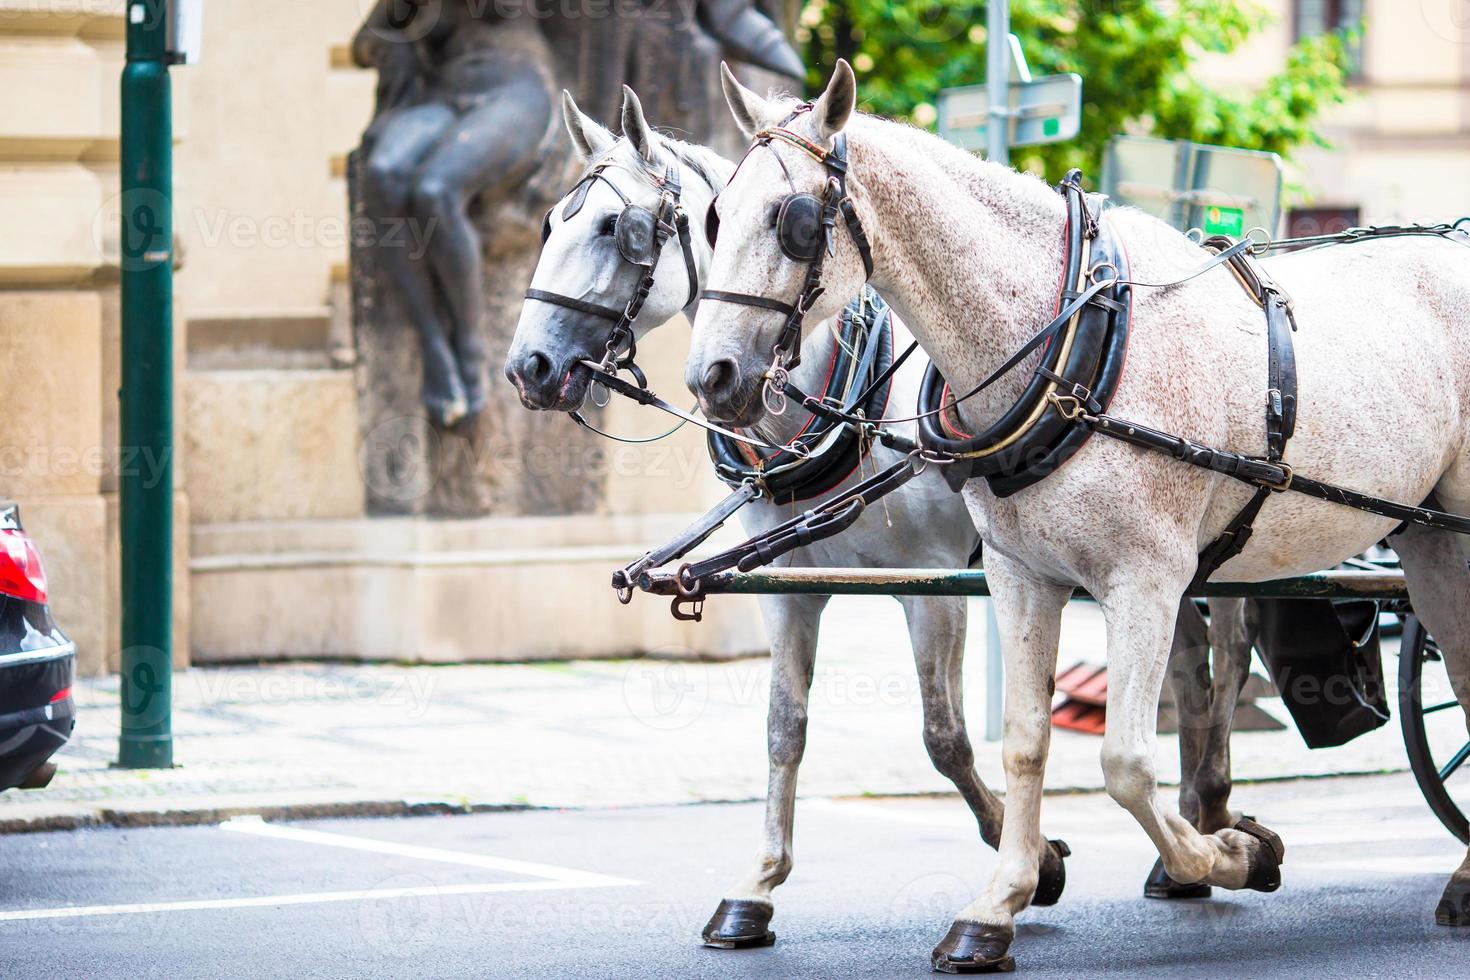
[361,102,469,427]
[411,78,552,417]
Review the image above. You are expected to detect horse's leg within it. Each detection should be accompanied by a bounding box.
[1196,598,1254,834]
[702,592,828,948]
[1386,520,1470,926]
[1144,598,1214,899]
[899,595,1071,907]
[360,103,467,425]
[1094,570,1283,898]
[931,552,1070,972]
[1147,597,1255,898]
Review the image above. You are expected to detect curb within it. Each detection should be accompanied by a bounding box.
[0,799,536,836]
[0,766,1408,837]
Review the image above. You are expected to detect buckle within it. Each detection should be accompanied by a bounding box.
[1046,391,1088,421]
[1258,461,1294,492]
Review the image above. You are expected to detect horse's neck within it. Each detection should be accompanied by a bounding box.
[855,129,1072,428]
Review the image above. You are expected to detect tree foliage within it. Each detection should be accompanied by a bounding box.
[798,0,1355,184]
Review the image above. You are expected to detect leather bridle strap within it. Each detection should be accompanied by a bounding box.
[700,116,873,371]
[699,291,794,316]
[525,156,700,371]
[523,289,623,321]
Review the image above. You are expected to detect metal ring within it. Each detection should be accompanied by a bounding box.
[590,381,611,409]
[1245,226,1273,254]
[1046,391,1086,421]
[674,562,701,598]
[1185,227,1205,245]
[1088,261,1118,286]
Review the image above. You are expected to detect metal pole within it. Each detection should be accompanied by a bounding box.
[986,0,1010,166]
[118,0,174,769]
[982,0,1010,740]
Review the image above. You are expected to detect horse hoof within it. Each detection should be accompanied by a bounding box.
[1435,876,1470,927]
[930,921,1015,974]
[1234,816,1285,893]
[1032,838,1070,907]
[1143,857,1213,900]
[701,899,776,949]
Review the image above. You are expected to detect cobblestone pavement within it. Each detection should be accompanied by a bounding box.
[0,597,1416,832]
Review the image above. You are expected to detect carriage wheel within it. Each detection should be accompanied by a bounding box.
[1398,614,1470,844]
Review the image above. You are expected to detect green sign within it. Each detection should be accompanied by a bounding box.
[1203,205,1244,237]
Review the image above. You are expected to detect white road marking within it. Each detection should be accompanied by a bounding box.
[0,816,639,924]
[219,816,638,887]
[0,880,593,923]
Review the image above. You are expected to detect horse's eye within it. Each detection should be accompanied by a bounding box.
[599,214,618,237]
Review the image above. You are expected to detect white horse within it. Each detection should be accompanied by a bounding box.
[690,61,1470,969]
[504,85,1071,948]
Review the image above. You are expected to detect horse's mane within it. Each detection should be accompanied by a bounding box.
[585,131,735,197]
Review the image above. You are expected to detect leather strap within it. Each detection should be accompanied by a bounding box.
[523,289,623,321]
[701,290,796,316]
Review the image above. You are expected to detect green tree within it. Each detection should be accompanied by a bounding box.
[799,0,1355,184]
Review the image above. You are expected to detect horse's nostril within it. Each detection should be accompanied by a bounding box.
[526,351,553,383]
[702,358,741,397]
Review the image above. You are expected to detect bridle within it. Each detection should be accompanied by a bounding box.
[525,152,699,381]
[701,104,874,411]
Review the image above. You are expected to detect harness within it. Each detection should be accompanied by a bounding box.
[707,288,896,504]
[915,171,1133,498]
[636,109,1470,608]
[701,105,875,408]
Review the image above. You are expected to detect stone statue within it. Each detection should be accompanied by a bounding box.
[352,0,801,429]
[350,0,801,516]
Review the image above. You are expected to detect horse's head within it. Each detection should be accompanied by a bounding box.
[687,60,868,426]
[505,87,712,411]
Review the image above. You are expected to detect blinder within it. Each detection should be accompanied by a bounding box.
[776,192,826,262]
[703,192,827,264]
[614,204,661,266]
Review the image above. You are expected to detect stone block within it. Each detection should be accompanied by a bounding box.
[0,291,104,498]
[184,368,363,523]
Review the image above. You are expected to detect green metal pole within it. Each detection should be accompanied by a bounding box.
[118,0,174,769]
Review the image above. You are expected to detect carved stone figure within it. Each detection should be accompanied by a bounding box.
[350,0,801,515]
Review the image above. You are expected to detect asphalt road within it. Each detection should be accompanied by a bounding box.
[0,772,1465,979]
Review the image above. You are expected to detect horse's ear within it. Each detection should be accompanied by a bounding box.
[621,85,661,164]
[720,61,778,139]
[812,59,857,142]
[562,90,614,162]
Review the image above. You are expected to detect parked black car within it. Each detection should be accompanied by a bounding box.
[0,503,75,792]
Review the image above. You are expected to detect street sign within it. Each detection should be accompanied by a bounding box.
[937,72,1083,153]
[1102,136,1283,237]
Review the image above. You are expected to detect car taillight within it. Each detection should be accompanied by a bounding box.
[0,526,48,605]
